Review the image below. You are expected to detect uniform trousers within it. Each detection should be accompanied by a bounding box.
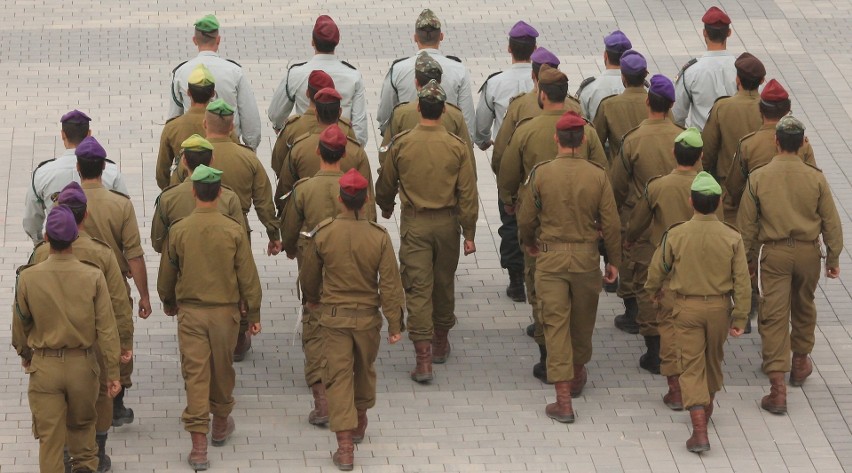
[674,295,729,409]
[95,348,113,432]
[525,252,544,346]
[632,241,659,337]
[498,202,524,272]
[657,285,680,377]
[120,279,134,387]
[297,243,323,387]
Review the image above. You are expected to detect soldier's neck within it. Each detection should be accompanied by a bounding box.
[80,178,102,186]
[647,111,667,120]
[604,64,620,70]
[541,101,562,111]
[706,41,726,52]
[419,118,442,127]
[197,45,218,53]
[319,162,341,172]
[195,199,218,209]
[676,165,696,172]
[205,132,229,140]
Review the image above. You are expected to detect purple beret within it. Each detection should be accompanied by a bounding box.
[508,21,539,40]
[60,109,91,124]
[604,30,632,54]
[530,47,560,67]
[46,205,78,242]
[75,136,107,161]
[619,50,647,75]
[57,181,87,207]
[649,74,675,102]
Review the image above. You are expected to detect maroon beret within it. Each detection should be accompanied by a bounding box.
[702,6,731,27]
[556,111,585,131]
[308,70,336,92]
[314,87,342,104]
[339,168,368,196]
[760,79,789,102]
[319,124,347,151]
[313,15,340,45]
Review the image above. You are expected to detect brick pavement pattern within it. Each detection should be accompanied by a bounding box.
[1,1,851,472]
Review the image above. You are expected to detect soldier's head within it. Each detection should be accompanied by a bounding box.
[759,79,791,121]
[735,53,765,92]
[60,110,92,147]
[187,64,216,105]
[536,65,569,108]
[190,164,223,203]
[775,115,806,153]
[673,127,703,167]
[647,74,675,114]
[204,99,235,136]
[690,172,722,215]
[417,80,447,120]
[180,135,214,172]
[55,182,88,225]
[701,7,732,45]
[619,50,648,87]
[192,14,221,50]
[307,70,335,105]
[414,9,443,48]
[45,205,78,251]
[554,111,586,150]
[603,30,632,67]
[314,88,343,125]
[507,21,538,62]
[317,125,347,165]
[338,168,369,212]
[75,136,107,180]
[414,53,443,89]
[530,47,560,82]
[312,15,340,53]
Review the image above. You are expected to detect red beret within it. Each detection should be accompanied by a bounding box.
[556,111,586,131]
[308,70,335,92]
[339,168,368,196]
[314,87,342,104]
[313,15,340,45]
[319,124,347,151]
[702,6,731,27]
[760,79,789,102]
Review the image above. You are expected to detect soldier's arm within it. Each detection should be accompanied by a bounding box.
[736,177,760,261]
[584,126,609,171]
[374,148,400,214]
[490,108,515,175]
[268,75,295,130]
[730,237,751,329]
[592,107,609,149]
[600,177,623,267]
[672,75,689,126]
[609,147,631,210]
[12,275,34,360]
[157,237,179,308]
[235,230,263,324]
[626,184,652,243]
[803,140,817,167]
[516,176,540,246]
[167,74,184,119]
[456,146,479,241]
[93,273,121,381]
[377,67,398,134]
[151,197,167,254]
[457,71,476,142]
[456,119,477,179]
[701,110,721,176]
[102,251,134,350]
[357,151,378,222]
[236,73,262,150]
[350,76,369,146]
[645,245,666,296]
[251,164,281,241]
[121,204,148,300]
[497,133,524,205]
[280,192,304,257]
[23,180,45,243]
[156,131,176,190]
[474,90,494,148]
[377,233,405,335]
[817,175,844,268]
[270,132,289,180]
[299,238,323,304]
[724,142,747,207]
[227,194,249,234]
[275,152,299,204]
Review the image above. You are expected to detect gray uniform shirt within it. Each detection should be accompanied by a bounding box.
[673,50,737,130]
[577,69,625,121]
[474,63,533,147]
[169,51,262,150]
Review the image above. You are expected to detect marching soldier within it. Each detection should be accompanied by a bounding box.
[300,169,405,471]
[576,30,633,121]
[157,165,263,471]
[737,116,843,415]
[268,15,369,145]
[645,172,750,453]
[593,50,649,163]
[169,14,261,149]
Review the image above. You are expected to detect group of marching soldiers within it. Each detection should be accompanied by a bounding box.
[13,5,844,472]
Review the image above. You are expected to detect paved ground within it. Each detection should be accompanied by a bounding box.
[1,0,852,472]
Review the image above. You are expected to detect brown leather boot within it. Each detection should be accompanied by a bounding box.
[308,382,329,426]
[234,330,252,362]
[211,415,235,447]
[570,364,587,398]
[545,381,575,423]
[663,375,683,411]
[410,341,433,383]
[790,353,813,386]
[353,409,368,444]
[332,430,355,471]
[761,371,787,414]
[188,432,209,470]
[705,393,715,420]
[686,407,710,453]
[431,328,451,364]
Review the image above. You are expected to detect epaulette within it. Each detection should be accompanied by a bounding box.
[284,114,302,127]
[379,128,413,153]
[643,175,663,200]
[155,183,180,208]
[514,116,535,131]
[659,221,686,272]
[87,236,113,250]
[508,92,526,105]
[391,57,408,67]
[165,115,180,124]
[675,58,698,82]
[340,60,356,70]
[226,59,242,68]
[292,177,310,188]
[446,55,462,63]
[33,158,55,175]
[368,220,389,233]
[596,94,617,111]
[478,71,503,93]
[575,76,596,98]
[446,131,467,145]
[722,221,741,234]
[564,95,583,115]
[804,161,823,173]
[291,131,312,147]
[105,158,117,165]
[621,124,642,141]
[338,115,353,127]
[238,143,255,151]
[285,62,308,102]
[392,101,410,111]
[171,60,189,74]
[712,95,730,105]
[446,102,462,112]
[288,61,307,71]
[109,189,130,199]
[306,217,334,238]
[585,160,606,171]
[524,159,553,186]
[16,263,34,276]
[345,135,361,147]
[222,213,243,226]
[739,130,758,143]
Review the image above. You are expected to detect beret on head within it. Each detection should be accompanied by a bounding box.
[537,64,568,86]
[776,115,805,135]
[46,205,78,242]
[760,78,789,102]
[415,52,442,75]
[188,63,215,86]
[313,87,342,104]
[206,98,235,116]
[508,20,539,40]
[530,47,560,67]
[556,111,586,131]
[416,9,441,30]
[619,50,647,75]
[75,136,107,161]
[61,109,91,124]
[339,168,368,196]
[735,52,766,80]
[308,70,335,92]
[604,30,632,53]
[675,127,703,148]
[649,74,676,102]
[319,124,348,151]
[181,134,214,152]
[691,171,722,196]
[417,79,447,103]
[57,181,87,207]
[702,6,731,27]
[313,15,340,45]
[191,164,223,183]
[194,14,220,32]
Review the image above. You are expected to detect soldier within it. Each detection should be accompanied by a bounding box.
[576,30,632,121]
[268,15,368,145]
[737,116,843,415]
[157,164,263,471]
[76,136,150,427]
[375,80,478,382]
[377,9,475,139]
[517,111,621,423]
[24,110,128,243]
[645,172,750,453]
[701,52,765,216]
[610,74,683,369]
[593,49,649,162]
[474,20,538,150]
[169,14,261,149]
[673,6,737,130]
[13,205,121,473]
[300,169,405,471]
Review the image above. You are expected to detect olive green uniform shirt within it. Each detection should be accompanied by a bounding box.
[281,170,344,256]
[270,111,356,178]
[379,102,473,169]
[701,89,762,179]
[81,182,144,274]
[592,86,648,161]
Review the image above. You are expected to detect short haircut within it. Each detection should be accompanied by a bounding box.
[415,70,442,87]
[674,142,702,166]
[557,129,584,148]
[48,237,73,251]
[307,86,319,103]
[188,84,216,104]
[737,72,762,91]
[313,35,337,53]
[183,149,213,171]
[193,180,220,202]
[77,158,104,179]
[704,26,729,44]
[205,112,233,135]
[62,121,89,145]
[605,50,623,66]
[318,142,345,164]
[539,82,569,103]
[623,71,648,87]
[776,132,805,153]
[415,28,441,46]
[759,100,791,120]
[419,99,445,120]
[66,204,86,225]
[315,101,341,125]
[648,92,674,113]
[509,38,535,61]
[691,190,720,215]
[194,30,218,46]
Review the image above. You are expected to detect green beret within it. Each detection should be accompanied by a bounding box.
[188,63,215,86]
[691,171,722,196]
[776,115,805,135]
[675,127,703,148]
[181,134,214,152]
[207,98,235,116]
[194,14,220,33]
[417,79,446,103]
[191,164,223,183]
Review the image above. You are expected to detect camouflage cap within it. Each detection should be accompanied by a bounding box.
[776,115,805,135]
[415,52,442,75]
[416,9,441,30]
[417,79,446,103]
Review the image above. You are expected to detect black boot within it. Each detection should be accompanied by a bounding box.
[639,336,661,374]
[112,387,134,427]
[96,432,111,472]
[533,344,550,383]
[745,290,758,334]
[614,298,640,334]
[506,269,526,302]
[526,323,535,338]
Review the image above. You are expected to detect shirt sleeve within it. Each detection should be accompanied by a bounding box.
[93,273,121,381]
[280,190,304,257]
[730,237,752,327]
[150,197,167,254]
[157,234,179,307]
[121,203,145,260]
[103,251,134,349]
[599,177,623,268]
[516,173,540,246]
[818,175,844,267]
[236,72,262,150]
[23,174,45,243]
[457,70,476,142]
[156,129,175,190]
[374,147,400,214]
[376,66,398,134]
[456,145,479,241]
[701,108,722,177]
[268,74,295,130]
[350,75,370,146]
[251,163,281,241]
[672,72,690,127]
[474,84,495,147]
[12,275,33,359]
[299,237,323,304]
[235,230,263,324]
[626,185,653,243]
[378,233,405,334]
[497,132,524,205]
[736,176,760,261]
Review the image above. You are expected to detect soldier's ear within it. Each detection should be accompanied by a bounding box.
[438,32,444,43]
[87,130,92,137]
[337,108,342,119]
[553,133,558,145]
[192,35,199,47]
[315,147,321,157]
[202,119,208,131]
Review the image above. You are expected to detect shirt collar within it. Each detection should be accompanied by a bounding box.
[197,51,220,58]
[737,89,760,97]
[311,54,337,62]
[672,168,698,176]
[702,50,734,58]
[193,207,219,214]
[602,69,622,76]
[81,181,104,190]
[692,214,719,222]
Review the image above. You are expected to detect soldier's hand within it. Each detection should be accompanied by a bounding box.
[826,266,840,279]
[526,244,540,257]
[107,380,122,398]
[285,251,296,260]
[249,322,262,335]
[729,327,744,338]
[120,349,133,364]
[138,297,152,319]
[478,140,493,151]
[381,209,393,219]
[603,264,619,284]
[163,304,178,317]
[267,240,283,256]
[463,240,476,256]
[504,204,515,216]
[388,333,402,344]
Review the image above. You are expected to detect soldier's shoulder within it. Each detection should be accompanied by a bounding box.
[675,58,698,82]
[225,58,242,68]
[109,189,131,199]
[645,174,664,188]
[291,131,313,147]
[391,56,409,66]
[220,213,244,228]
[345,135,361,147]
[307,217,335,238]
[392,101,411,112]
[292,177,311,189]
[525,159,555,184]
[368,220,389,234]
[445,102,462,113]
[712,95,731,106]
[596,93,618,109]
[721,221,741,235]
[340,60,357,70]
[576,76,596,96]
[164,115,181,125]
[622,124,643,140]
[663,220,688,236]
[33,158,56,175]
[284,114,303,127]
[445,55,462,63]
[478,71,503,92]
[87,235,114,251]
[804,161,823,173]
[508,91,526,105]
[738,130,759,144]
[288,61,307,72]
[445,131,467,146]
[514,116,535,130]
[171,60,189,74]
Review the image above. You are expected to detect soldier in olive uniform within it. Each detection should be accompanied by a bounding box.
[646,172,750,453]
[517,111,621,422]
[300,169,405,471]
[375,80,478,383]
[593,49,649,163]
[13,206,121,473]
[610,74,683,372]
[738,116,843,415]
[76,136,149,427]
[158,165,263,470]
[576,30,632,121]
